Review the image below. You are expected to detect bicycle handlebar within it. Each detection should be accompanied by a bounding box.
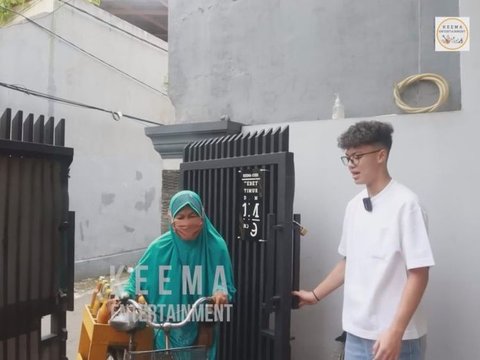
[126,296,214,331]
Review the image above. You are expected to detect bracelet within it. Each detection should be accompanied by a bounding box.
[311,290,320,302]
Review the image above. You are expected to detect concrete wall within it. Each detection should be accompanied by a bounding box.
[241,0,479,356]
[167,0,477,358]
[0,0,175,279]
[169,0,461,124]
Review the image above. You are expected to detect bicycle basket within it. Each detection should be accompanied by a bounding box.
[127,345,207,360]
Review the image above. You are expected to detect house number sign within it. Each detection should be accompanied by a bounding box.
[238,168,264,241]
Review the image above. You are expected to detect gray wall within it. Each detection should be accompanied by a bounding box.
[242,0,480,356]
[169,0,461,124]
[0,0,175,279]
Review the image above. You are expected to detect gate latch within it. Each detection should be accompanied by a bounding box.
[262,295,281,313]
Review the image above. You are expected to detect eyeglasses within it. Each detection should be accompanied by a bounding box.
[340,149,383,166]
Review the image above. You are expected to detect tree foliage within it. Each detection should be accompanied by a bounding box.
[0,0,27,25]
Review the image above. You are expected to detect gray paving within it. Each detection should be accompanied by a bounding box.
[67,281,95,360]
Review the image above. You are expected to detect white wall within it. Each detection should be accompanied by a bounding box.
[243,2,479,359]
[0,0,174,279]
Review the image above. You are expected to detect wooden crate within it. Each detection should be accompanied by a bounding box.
[77,305,153,359]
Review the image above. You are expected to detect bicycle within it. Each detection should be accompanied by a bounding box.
[109,296,214,360]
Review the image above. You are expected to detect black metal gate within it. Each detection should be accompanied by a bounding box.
[0,108,74,360]
[181,127,300,360]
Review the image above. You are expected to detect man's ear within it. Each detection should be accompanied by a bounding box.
[378,148,388,163]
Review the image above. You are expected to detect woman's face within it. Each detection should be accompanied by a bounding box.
[172,206,204,240]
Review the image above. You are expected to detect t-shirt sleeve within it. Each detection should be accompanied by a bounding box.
[338,205,350,257]
[401,202,435,269]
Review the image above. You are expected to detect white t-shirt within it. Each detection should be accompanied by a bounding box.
[338,180,435,340]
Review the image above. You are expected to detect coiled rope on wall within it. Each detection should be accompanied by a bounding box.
[393,73,449,113]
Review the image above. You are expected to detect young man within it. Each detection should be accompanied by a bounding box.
[293,121,434,360]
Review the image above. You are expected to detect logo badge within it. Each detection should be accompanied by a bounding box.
[435,17,470,51]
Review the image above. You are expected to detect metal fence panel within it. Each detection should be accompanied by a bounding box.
[0,108,73,360]
[181,127,298,360]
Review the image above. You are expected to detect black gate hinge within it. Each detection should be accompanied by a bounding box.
[58,221,70,231]
[56,289,68,306]
[60,327,68,342]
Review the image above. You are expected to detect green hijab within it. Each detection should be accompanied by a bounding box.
[124,190,236,358]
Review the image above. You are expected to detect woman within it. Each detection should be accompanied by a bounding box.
[124,190,236,359]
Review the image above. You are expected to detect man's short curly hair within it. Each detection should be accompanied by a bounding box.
[337,121,394,151]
